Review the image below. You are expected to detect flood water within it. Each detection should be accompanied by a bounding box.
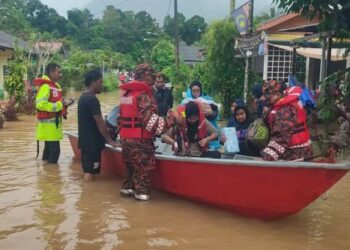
[1,91,350,250]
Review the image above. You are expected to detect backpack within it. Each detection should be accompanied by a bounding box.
[246,118,269,149]
[288,74,316,114]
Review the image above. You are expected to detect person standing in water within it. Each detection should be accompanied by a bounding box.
[78,69,117,181]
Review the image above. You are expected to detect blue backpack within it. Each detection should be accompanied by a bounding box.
[288,74,316,113]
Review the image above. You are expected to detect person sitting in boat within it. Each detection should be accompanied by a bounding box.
[252,82,269,118]
[221,103,260,156]
[161,101,221,158]
[181,80,219,124]
[261,86,312,161]
[181,80,221,150]
[227,98,245,127]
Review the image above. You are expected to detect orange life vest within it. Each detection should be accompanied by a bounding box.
[269,86,310,146]
[33,78,66,120]
[119,81,154,139]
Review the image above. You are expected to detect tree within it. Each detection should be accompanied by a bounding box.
[181,15,207,45]
[201,19,246,117]
[0,0,33,35]
[273,0,350,38]
[163,13,186,39]
[254,7,284,28]
[150,39,175,71]
[3,47,27,120]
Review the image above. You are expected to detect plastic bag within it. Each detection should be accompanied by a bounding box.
[246,118,269,149]
[221,127,240,153]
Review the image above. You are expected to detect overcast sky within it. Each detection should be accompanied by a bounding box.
[41,0,274,23]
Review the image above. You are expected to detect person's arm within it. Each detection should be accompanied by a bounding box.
[36,84,63,112]
[261,105,297,160]
[93,114,117,147]
[88,96,117,147]
[161,128,178,152]
[198,120,218,147]
[137,92,177,136]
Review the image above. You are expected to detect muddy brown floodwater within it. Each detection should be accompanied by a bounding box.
[1,91,350,249]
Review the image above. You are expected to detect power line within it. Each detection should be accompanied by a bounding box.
[194,0,207,19]
[166,0,172,17]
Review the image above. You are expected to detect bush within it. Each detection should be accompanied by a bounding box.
[103,72,118,92]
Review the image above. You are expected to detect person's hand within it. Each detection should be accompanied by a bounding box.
[172,141,179,152]
[108,141,118,147]
[259,95,266,101]
[220,134,227,143]
[198,137,209,147]
[63,97,75,106]
[201,103,212,116]
[263,106,269,115]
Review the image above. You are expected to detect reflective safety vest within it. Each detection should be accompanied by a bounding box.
[34,77,66,120]
[119,81,154,139]
[269,86,310,146]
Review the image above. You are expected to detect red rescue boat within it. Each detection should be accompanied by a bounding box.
[66,132,350,220]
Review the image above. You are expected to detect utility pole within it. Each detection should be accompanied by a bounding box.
[250,0,254,35]
[174,0,180,85]
[230,0,236,15]
[243,0,254,103]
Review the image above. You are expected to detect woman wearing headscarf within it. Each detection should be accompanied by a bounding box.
[182,80,219,123]
[161,101,220,158]
[221,104,260,156]
[181,80,221,150]
[227,98,245,127]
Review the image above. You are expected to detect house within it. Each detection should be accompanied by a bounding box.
[179,42,204,66]
[0,31,27,99]
[255,13,350,88]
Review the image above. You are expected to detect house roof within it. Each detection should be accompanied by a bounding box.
[256,13,299,32]
[0,30,27,50]
[279,23,319,33]
[179,42,204,63]
[32,42,64,54]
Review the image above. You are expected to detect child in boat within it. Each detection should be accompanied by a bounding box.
[161,101,221,158]
[221,103,260,156]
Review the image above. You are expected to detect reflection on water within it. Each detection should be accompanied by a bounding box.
[35,165,66,248]
[0,91,350,249]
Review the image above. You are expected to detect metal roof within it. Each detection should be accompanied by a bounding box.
[0,30,27,50]
[179,42,204,64]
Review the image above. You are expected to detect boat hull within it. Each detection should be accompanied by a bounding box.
[67,133,349,220]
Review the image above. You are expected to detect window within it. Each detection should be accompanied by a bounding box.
[266,45,305,82]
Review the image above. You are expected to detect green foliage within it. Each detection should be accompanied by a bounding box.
[103,72,118,92]
[181,15,207,45]
[201,19,246,118]
[254,7,285,28]
[4,48,27,104]
[56,48,131,91]
[163,13,207,45]
[100,6,161,60]
[163,13,186,39]
[150,39,175,72]
[318,67,350,121]
[0,0,34,35]
[273,0,350,38]
[162,63,192,102]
